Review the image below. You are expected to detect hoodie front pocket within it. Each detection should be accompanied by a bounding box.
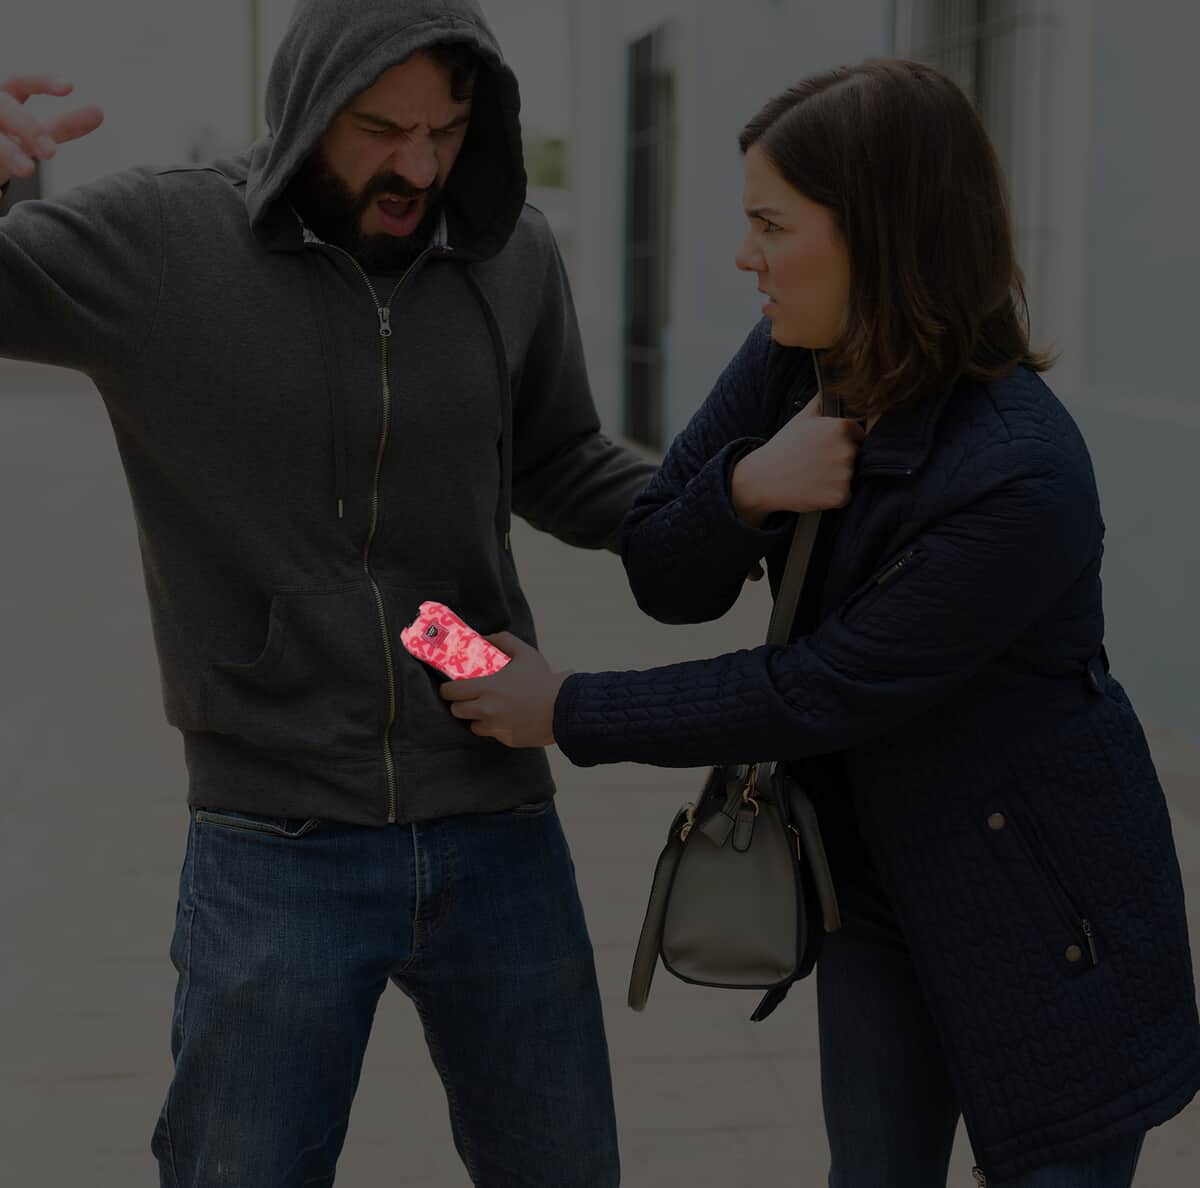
[204,581,384,756]
[382,582,500,753]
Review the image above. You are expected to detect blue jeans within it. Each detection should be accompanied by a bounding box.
[150,799,620,1187]
[817,851,1144,1187]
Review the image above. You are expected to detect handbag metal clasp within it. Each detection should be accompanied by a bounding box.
[680,803,697,843]
[741,764,761,817]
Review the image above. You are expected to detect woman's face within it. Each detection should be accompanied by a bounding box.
[736,144,850,349]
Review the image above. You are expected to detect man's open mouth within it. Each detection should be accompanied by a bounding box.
[375,194,425,235]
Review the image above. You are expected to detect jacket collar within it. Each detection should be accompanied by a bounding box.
[855,379,958,477]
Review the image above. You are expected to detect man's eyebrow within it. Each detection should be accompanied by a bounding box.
[353,111,471,133]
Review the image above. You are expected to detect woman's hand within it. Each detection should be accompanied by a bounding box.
[731,397,865,526]
[438,632,570,749]
[0,75,104,187]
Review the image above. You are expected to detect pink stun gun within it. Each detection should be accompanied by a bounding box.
[400,601,511,680]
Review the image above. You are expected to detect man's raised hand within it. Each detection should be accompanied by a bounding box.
[0,75,103,188]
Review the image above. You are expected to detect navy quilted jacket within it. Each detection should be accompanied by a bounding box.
[552,321,1200,1182]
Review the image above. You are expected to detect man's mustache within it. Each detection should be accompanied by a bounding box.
[361,176,438,204]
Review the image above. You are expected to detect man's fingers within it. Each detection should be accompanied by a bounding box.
[0,93,56,158]
[0,132,36,178]
[0,81,101,164]
[44,104,104,146]
[1,75,75,104]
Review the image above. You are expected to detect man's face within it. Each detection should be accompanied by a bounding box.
[289,52,473,271]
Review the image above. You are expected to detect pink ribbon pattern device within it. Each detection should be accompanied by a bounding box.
[400,601,512,679]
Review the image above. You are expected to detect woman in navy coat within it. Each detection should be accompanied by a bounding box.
[441,59,1200,1186]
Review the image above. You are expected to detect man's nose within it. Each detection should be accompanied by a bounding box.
[386,139,439,192]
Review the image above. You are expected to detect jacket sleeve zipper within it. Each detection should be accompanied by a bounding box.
[875,548,918,586]
[842,548,922,615]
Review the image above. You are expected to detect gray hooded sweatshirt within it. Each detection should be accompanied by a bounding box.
[0,0,656,826]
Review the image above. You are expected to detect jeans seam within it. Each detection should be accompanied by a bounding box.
[410,990,482,1183]
[394,824,425,975]
[162,819,199,1188]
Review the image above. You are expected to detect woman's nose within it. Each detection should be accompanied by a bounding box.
[735,236,762,274]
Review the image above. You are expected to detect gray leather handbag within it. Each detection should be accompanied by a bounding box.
[628,356,843,1022]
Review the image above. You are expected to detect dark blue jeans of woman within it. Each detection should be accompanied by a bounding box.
[817,852,1145,1187]
[150,800,620,1187]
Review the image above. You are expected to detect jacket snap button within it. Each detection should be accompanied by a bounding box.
[1065,945,1084,963]
[987,813,1006,831]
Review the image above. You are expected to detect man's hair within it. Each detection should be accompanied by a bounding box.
[427,41,481,104]
[739,58,1054,418]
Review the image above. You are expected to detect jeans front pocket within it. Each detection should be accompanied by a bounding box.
[508,798,555,817]
[193,808,322,839]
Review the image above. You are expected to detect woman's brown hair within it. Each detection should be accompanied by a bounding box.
[739,58,1054,418]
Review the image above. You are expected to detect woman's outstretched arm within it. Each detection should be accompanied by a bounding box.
[556,431,1101,768]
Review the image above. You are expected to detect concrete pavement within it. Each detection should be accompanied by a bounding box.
[2,362,1197,1185]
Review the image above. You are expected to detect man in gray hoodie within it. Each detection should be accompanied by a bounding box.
[0,1,653,1183]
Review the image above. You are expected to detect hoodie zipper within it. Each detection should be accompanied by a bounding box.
[311,238,446,825]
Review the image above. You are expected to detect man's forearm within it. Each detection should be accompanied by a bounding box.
[512,430,658,553]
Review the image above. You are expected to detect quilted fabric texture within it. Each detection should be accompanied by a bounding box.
[552,320,1200,1181]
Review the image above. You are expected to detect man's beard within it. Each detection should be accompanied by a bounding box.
[287,148,446,273]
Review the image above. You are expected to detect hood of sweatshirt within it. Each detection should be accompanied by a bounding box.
[245,0,527,261]
[237,0,530,526]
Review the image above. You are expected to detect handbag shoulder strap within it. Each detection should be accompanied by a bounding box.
[765,353,841,646]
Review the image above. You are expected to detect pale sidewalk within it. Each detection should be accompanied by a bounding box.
[1,365,1197,1185]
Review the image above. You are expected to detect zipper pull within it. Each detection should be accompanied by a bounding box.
[972,1168,988,1187]
[876,549,917,586]
[377,307,392,338]
[1081,918,1099,965]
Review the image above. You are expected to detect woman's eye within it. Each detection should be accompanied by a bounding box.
[760,219,781,234]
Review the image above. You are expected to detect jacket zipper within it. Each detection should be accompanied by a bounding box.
[874,548,918,587]
[842,547,922,615]
[311,240,446,824]
[972,1168,988,1186]
[1009,814,1099,967]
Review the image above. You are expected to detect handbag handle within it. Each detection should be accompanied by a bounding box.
[764,353,841,647]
